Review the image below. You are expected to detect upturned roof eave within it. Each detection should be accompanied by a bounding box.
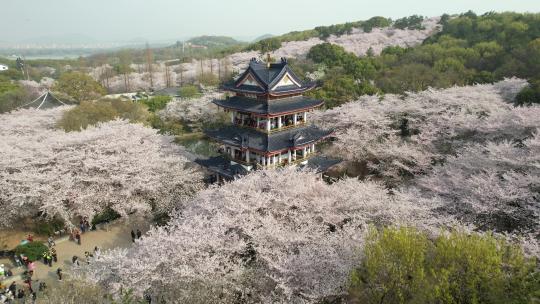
[212,99,324,116]
[205,127,334,155]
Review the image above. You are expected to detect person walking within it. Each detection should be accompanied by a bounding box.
[46,252,53,267]
[131,230,136,242]
[75,231,81,245]
[56,268,62,281]
[136,229,142,239]
[80,220,85,233]
[8,282,16,297]
[72,256,79,266]
[51,247,57,262]
[47,235,55,247]
[13,254,22,267]
[84,251,93,264]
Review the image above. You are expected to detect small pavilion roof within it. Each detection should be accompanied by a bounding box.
[195,156,248,179]
[213,95,323,116]
[154,87,180,97]
[206,124,333,154]
[304,155,342,173]
[21,91,66,110]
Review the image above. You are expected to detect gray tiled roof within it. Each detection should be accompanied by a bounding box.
[154,87,180,97]
[206,124,333,153]
[213,95,323,115]
[195,156,248,179]
[225,58,314,94]
[304,155,342,173]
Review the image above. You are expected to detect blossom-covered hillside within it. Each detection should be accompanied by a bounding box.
[313,78,539,253]
[90,17,440,93]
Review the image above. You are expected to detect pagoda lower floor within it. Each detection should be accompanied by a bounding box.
[205,124,332,170]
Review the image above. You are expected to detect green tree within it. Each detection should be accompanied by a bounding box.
[350,227,429,304]
[178,85,201,99]
[197,72,220,86]
[310,71,379,108]
[54,72,106,102]
[515,79,540,106]
[348,227,539,304]
[142,96,172,112]
[362,16,392,32]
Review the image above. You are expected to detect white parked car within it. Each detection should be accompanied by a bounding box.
[0,64,8,71]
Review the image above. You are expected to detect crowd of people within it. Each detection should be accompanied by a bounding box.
[0,234,46,303]
[0,218,108,303]
[1,220,142,303]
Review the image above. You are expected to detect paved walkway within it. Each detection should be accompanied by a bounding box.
[1,221,142,288]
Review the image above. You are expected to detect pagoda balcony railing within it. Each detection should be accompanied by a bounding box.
[266,153,315,168]
[225,153,314,168]
[268,121,306,134]
[232,121,307,134]
[226,154,257,167]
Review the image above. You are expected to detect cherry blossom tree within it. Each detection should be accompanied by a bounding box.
[0,107,203,227]
[80,168,451,303]
[158,90,224,125]
[313,79,538,181]
[416,132,540,239]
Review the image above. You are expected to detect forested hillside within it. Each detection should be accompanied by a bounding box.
[306,11,540,106]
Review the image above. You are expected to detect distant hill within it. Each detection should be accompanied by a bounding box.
[253,34,275,42]
[186,36,243,48]
[20,33,99,45]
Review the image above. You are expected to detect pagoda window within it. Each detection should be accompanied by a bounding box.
[270,117,279,130]
[257,118,268,130]
[283,114,295,126]
[296,112,305,124]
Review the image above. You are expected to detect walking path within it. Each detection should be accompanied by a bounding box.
[1,221,140,288]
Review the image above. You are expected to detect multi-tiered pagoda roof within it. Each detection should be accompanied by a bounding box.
[202,57,333,181]
[223,57,316,97]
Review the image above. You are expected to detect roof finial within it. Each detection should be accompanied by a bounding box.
[266,53,271,69]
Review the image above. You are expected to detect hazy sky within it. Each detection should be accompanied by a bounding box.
[2,0,539,43]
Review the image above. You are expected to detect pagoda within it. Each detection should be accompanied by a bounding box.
[203,56,333,180]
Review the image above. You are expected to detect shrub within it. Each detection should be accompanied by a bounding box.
[57,98,149,131]
[91,207,121,226]
[515,79,540,106]
[32,218,65,236]
[15,242,48,261]
[349,227,539,304]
